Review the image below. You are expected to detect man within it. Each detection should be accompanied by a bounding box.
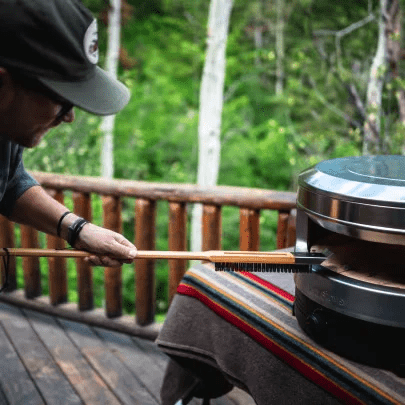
[0,0,137,267]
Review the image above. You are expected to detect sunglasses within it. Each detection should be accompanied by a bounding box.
[55,101,74,121]
[14,74,74,120]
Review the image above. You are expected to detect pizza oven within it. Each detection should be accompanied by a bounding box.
[293,155,405,373]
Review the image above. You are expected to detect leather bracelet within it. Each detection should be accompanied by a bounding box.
[57,211,71,238]
[67,217,88,247]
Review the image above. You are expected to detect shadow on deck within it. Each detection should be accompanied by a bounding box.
[0,303,254,405]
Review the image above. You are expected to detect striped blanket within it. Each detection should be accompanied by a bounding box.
[176,264,405,405]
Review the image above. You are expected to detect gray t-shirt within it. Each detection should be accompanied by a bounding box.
[0,139,39,217]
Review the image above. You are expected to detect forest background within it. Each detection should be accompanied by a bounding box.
[21,0,405,317]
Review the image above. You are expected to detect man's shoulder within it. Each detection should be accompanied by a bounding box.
[0,137,18,148]
[0,138,23,165]
[1,137,23,150]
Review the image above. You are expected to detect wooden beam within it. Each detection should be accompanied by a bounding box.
[20,225,41,299]
[73,192,94,311]
[31,171,296,211]
[202,205,221,251]
[135,199,156,326]
[103,196,122,318]
[168,202,187,304]
[0,216,17,291]
[239,208,260,251]
[46,190,67,306]
[0,290,161,340]
[276,211,290,250]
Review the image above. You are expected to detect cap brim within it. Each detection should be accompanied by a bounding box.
[38,67,130,116]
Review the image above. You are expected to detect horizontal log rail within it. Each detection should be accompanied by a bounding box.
[31,171,296,210]
[0,172,297,340]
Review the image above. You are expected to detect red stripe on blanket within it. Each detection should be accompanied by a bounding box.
[239,272,295,302]
[177,283,364,405]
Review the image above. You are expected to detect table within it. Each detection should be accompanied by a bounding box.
[157,263,405,405]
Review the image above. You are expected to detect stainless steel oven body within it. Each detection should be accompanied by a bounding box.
[293,156,405,370]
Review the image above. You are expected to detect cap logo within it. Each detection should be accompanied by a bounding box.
[83,19,99,64]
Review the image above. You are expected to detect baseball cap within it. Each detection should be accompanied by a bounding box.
[0,0,130,116]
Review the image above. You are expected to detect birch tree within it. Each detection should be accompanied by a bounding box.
[275,0,285,95]
[386,0,405,123]
[250,1,264,67]
[363,0,390,155]
[190,0,233,253]
[101,0,122,179]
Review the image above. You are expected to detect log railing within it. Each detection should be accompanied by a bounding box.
[0,172,297,339]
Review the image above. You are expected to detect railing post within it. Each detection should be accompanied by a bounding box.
[73,192,93,311]
[286,209,297,248]
[202,204,222,251]
[168,202,187,304]
[239,208,260,251]
[276,211,290,249]
[46,190,67,305]
[103,196,122,318]
[135,199,156,326]
[0,215,17,291]
[20,225,41,299]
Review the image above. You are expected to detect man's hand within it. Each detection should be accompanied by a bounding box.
[73,223,137,267]
[11,186,137,267]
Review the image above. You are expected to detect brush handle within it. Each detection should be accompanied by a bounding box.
[204,251,296,264]
[0,248,297,264]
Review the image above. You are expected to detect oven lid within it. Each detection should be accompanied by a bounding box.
[298,155,405,206]
[297,156,405,244]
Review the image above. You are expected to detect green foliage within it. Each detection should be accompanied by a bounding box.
[22,0,405,314]
[23,111,102,176]
[82,0,105,14]
[111,14,205,183]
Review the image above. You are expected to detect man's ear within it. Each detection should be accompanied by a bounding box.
[0,68,16,109]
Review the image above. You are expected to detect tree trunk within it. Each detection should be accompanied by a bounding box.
[275,0,285,95]
[191,0,233,253]
[363,0,389,155]
[386,0,405,123]
[101,0,122,179]
[252,1,264,67]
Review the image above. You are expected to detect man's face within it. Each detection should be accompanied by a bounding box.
[0,71,75,148]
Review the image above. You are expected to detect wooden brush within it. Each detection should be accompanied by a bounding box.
[0,249,326,272]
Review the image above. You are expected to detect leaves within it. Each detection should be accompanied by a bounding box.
[24,110,102,176]
[22,0,405,314]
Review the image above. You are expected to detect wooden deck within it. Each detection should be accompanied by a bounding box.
[0,302,254,405]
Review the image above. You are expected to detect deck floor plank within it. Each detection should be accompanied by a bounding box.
[58,318,159,405]
[24,309,121,405]
[0,303,82,405]
[0,319,44,405]
[0,303,252,405]
[94,326,168,403]
[131,335,169,368]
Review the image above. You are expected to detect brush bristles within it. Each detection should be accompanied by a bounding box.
[214,262,311,273]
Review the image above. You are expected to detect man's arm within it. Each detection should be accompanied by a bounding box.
[9,186,137,267]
